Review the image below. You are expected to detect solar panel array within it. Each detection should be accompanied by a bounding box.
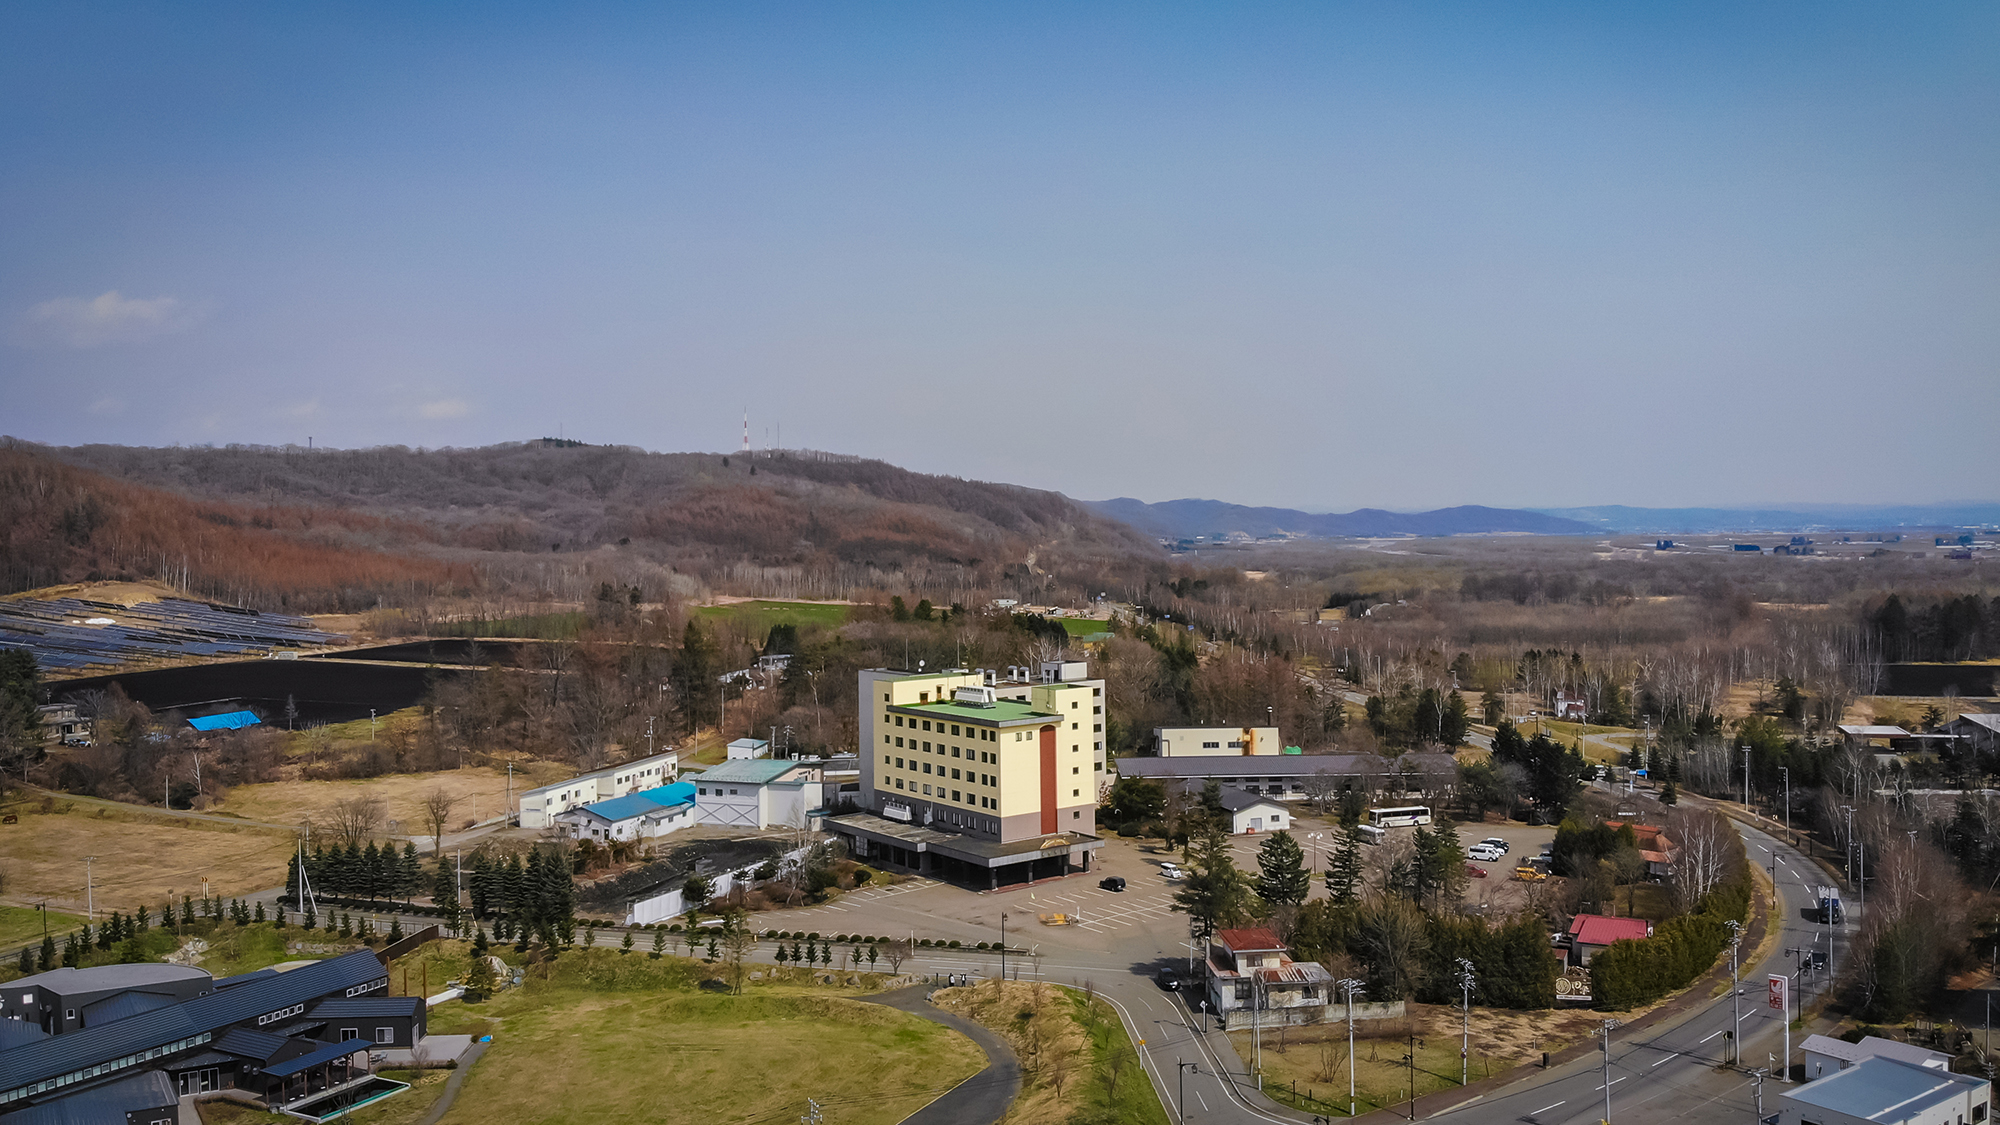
[0,597,349,671]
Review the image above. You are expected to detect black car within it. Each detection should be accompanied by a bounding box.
[1100,876,1127,892]
[1156,970,1181,991]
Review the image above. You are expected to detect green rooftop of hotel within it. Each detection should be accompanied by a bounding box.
[892,697,1056,724]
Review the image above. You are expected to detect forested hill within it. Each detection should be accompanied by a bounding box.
[11,440,1156,609]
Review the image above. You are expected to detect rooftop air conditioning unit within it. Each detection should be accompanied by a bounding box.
[954,686,997,707]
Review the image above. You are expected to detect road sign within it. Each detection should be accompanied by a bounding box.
[1768,974,1787,1011]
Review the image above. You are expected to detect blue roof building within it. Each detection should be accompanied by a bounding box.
[554,781,697,843]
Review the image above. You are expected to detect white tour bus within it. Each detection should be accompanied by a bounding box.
[1366,805,1433,828]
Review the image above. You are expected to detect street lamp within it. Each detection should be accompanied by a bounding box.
[1176,1060,1198,1125]
[999,912,1008,982]
[84,856,97,922]
[1740,745,1751,810]
[1306,832,1324,877]
[1404,1033,1425,1120]
[1780,766,1791,840]
[1338,978,1366,1117]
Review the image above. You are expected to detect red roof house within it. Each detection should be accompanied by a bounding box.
[1566,914,1654,965]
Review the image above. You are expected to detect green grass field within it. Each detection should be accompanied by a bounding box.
[427,949,982,1125]
[0,905,84,952]
[695,599,854,631]
[434,612,587,640]
[1058,617,1114,638]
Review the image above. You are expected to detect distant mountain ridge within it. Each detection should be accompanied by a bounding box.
[1085,497,1596,539]
[1533,504,2000,534]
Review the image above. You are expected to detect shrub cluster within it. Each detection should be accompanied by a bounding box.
[1589,875,1751,1010]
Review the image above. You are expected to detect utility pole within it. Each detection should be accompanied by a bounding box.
[505,760,514,826]
[1404,1030,1424,1120]
[370,708,377,742]
[1339,978,1366,1119]
[1750,1068,1767,1122]
[1598,1019,1621,1124]
[1841,805,1855,883]
[84,856,96,921]
[1726,919,1744,1065]
[1780,766,1790,840]
[1741,745,1751,810]
[1457,958,1476,1086]
[999,912,1008,982]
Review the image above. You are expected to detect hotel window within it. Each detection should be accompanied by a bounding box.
[895,779,904,789]
[895,737,904,748]
[895,757,904,768]
[895,716,903,726]
[376,1027,395,1044]
[924,763,932,774]
[1073,789,1080,797]
[951,768,961,780]
[1073,766,1079,774]
[923,784,932,795]
[952,790,961,801]
[951,747,961,758]
[922,721,931,731]
[951,724,960,735]
[923,741,931,752]
[884,755,891,764]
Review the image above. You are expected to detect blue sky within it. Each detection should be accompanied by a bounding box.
[2,2,1994,510]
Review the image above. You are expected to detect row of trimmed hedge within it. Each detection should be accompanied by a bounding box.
[1589,878,1752,1010]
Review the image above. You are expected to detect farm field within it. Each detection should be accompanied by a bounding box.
[210,763,567,836]
[0,795,295,914]
[426,958,982,1125]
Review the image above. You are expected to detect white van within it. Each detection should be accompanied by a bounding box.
[1355,824,1386,845]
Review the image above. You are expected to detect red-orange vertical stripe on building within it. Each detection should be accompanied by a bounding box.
[1039,726,1058,835]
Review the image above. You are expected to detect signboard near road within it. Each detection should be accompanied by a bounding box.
[1768,974,1787,1011]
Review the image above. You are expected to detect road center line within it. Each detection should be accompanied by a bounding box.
[1652,1052,1680,1067]
[1700,1029,1725,1043]
[1529,1099,1565,1116]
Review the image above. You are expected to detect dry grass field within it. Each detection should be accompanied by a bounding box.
[1241,1003,1608,1115]
[0,795,295,914]
[209,762,567,836]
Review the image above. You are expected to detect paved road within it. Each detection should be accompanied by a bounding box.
[1425,815,1849,1125]
[862,985,1021,1125]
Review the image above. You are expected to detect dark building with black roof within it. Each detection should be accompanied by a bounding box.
[0,965,213,1037]
[307,997,426,1048]
[0,949,391,1119]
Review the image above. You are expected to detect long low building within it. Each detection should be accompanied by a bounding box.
[517,750,680,829]
[0,950,412,1122]
[1112,751,1459,801]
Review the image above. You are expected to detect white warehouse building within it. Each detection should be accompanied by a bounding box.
[517,750,679,829]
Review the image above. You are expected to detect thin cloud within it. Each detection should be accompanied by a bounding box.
[418,398,471,419]
[284,398,322,419]
[14,291,201,348]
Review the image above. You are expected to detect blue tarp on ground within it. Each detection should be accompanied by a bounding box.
[188,710,262,731]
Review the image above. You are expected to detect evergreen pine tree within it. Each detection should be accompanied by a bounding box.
[135,905,148,932]
[473,926,489,955]
[181,896,195,926]
[388,917,404,944]
[1325,826,1362,905]
[38,934,56,971]
[254,901,266,924]
[17,945,32,974]
[620,930,634,955]
[650,929,665,959]
[362,842,383,902]
[401,842,421,899]
[1171,824,1254,942]
[96,919,112,951]
[1253,831,1310,907]
[303,905,317,930]
[774,944,789,966]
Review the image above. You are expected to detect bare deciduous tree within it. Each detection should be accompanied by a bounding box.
[1667,806,1737,913]
[420,787,460,854]
[881,939,911,975]
[327,796,386,848]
